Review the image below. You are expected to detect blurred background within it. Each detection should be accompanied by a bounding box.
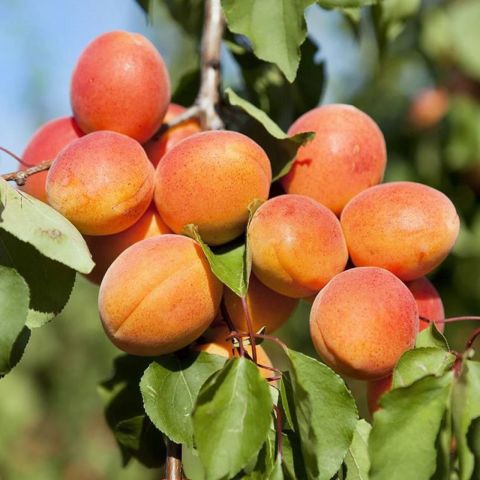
[1,0,480,478]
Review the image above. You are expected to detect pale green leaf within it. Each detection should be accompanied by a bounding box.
[345,419,371,480]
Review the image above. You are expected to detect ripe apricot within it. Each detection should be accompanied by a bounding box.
[85,205,171,284]
[281,104,386,215]
[71,31,170,143]
[99,235,223,356]
[341,182,460,281]
[248,194,348,298]
[367,375,392,414]
[406,277,445,333]
[223,275,298,334]
[194,327,273,380]
[144,103,201,168]
[154,130,272,245]
[310,267,419,380]
[18,117,83,202]
[46,131,154,235]
[409,88,449,130]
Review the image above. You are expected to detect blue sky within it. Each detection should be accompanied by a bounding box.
[0,2,364,174]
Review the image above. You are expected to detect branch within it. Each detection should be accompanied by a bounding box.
[166,440,183,480]
[195,0,225,130]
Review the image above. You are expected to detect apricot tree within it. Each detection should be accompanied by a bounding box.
[2,1,480,480]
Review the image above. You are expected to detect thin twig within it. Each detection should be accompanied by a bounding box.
[166,440,183,480]
[195,0,225,130]
[420,315,480,324]
[150,105,201,141]
[241,296,258,364]
[2,160,52,186]
[0,146,32,167]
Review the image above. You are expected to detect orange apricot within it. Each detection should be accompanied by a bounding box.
[144,103,201,168]
[99,235,223,356]
[367,375,392,414]
[310,267,419,380]
[223,275,298,334]
[248,194,348,298]
[194,327,273,380]
[85,205,171,284]
[18,116,83,202]
[281,104,387,215]
[409,88,449,130]
[341,182,460,281]
[46,131,154,235]
[71,31,170,143]
[154,130,272,245]
[406,277,445,333]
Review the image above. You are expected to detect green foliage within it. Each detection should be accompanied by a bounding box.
[0,266,30,377]
[221,0,315,82]
[284,349,358,480]
[0,179,94,274]
[99,355,166,468]
[140,351,226,447]
[344,419,371,480]
[225,88,314,181]
[192,357,273,480]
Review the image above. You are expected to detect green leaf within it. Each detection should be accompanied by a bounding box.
[369,373,453,480]
[0,266,30,378]
[192,357,273,480]
[452,360,480,480]
[241,429,277,479]
[227,36,324,129]
[184,225,248,296]
[98,355,165,468]
[0,229,75,328]
[281,430,308,480]
[393,348,455,388]
[286,349,358,480]
[0,179,94,274]
[415,323,449,350]
[225,88,314,181]
[221,0,315,82]
[140,351,226,447]
[344,419,371,480]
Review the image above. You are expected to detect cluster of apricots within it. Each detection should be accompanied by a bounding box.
[18,31,459,411]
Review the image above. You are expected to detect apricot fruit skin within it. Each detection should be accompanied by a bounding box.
[409,88,449,130]
[19,117,83,202]
[223,275,298,334]
[154,130,272,245]
[85,205,171,284]
[144,103,201,168]
[310,267,419,380]
[46,131,154,235]
[367,375,392,414]
[248,194,348,298]
[406,277,445,333]
[281,104,387,215]
[194,327,273,379]
[341,182,460,281]
[71,31,170,143]
[99,235,223,356]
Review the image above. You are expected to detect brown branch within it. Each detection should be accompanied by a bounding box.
[2,160,53,186]
[195,0,225,130]
[166,440,183,480]
[241,296,258,364]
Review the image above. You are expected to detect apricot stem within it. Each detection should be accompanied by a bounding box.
[0,146,33,167]
[465,328,480,351]
[420,315,480,324]
[274,405,284,459]
[165,440,183,480]
[241,296,258,364]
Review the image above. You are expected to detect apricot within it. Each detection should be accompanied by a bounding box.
[248,194,348,298]
[99,235,223,356]
[46,131,154,235]
[154,130,272,245]
[223,275,298,334]
[409,88,449,130]
[85,205,171,284]
[310,267,419,380]
[194,327,273,380]
[406,277,445,333]
[144,103,201,168]
[71,31,170,143]
[341,182,460,281]
[18,116,83,202]
[367,375,392,414]
[281,104,387,215]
